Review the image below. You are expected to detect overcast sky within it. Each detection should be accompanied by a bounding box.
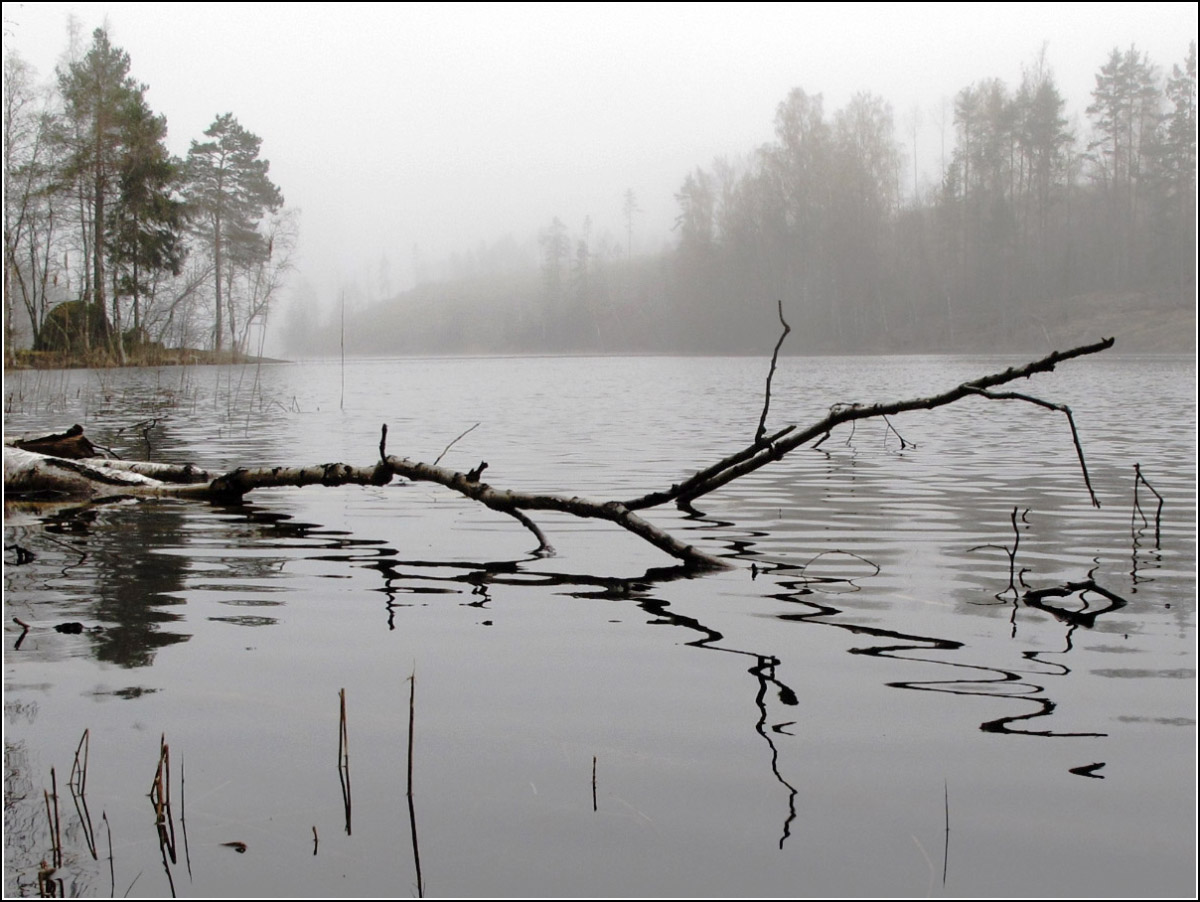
[4,1,1196,315]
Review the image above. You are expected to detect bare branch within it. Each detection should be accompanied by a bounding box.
[964,388,1100,507]
[756,301,791,444]
[626,336,1115,511]
[1132,462,1164,547]
[433,422,480,467]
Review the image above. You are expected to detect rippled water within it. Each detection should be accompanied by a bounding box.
[3,353,1196,897]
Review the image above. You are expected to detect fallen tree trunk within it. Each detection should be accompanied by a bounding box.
[3,332,1116,569]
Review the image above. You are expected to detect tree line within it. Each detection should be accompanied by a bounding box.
[4,27,291,364]
[312,40,1193,358]
[668,41,1195,352]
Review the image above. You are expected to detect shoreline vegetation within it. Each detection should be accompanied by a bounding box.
[4,347,286,370]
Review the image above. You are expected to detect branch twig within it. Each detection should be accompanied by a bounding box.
[1132,463,1164,547]
[756,301,791,444]
[433,423,480,467]
[963,387,1100,507]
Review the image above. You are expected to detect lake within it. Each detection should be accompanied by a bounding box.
[3,352,1196,897]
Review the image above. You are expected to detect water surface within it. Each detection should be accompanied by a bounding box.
[3,353,1195,897]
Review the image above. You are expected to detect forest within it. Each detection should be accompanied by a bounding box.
[3,28,291,366]
[5,34,1195,362]
[287,41,1196,357]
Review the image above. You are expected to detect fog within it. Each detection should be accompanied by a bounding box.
[4,2,1195,355]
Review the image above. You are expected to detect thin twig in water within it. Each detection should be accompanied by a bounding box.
[433,423,480,467]
[43,789,57,869]
[50,767,62,868]
[882,414,914,449]
[943,780,950,886]
[70,728,90,794]
[1132,463,1164,548]
[104,811,115,896]
[338,689,349,769]
[68,733,99,860]
[968,508,1026,601]
[181,755,192,879]
[338,689,352,836]
[407,669,424,898]
[756,300,791,444]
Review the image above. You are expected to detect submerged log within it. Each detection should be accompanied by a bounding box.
[3,333,1116,569]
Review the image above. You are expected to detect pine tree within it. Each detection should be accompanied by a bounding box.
[107,95,186,340]
[57,28,141,336]
[186,113,283,353]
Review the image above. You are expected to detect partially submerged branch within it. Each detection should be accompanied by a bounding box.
[4,334,1116,570]
[626,336,1115,511]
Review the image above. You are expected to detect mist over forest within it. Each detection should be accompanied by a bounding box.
[283,41,1196,358]
[4,18,1195,362]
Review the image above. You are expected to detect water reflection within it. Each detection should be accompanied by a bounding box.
[4,488,1152,858]
[4,355,1195,897]
[768,561,1133,737]
[55,505,191,668]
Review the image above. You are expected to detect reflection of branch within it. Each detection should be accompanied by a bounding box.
[748,655,798,848]
[1132,463,1163,548]
[772,576,1109,738]
[1022,580,1128,628]
[371,546,809,853]
[968,508,1027,601]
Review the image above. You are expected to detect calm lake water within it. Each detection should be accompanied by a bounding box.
[3,353,1196,898]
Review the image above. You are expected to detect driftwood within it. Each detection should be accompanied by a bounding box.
[3,329,1116,569]
[14,424,99,460]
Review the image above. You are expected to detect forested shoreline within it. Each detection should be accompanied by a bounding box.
[6,32,1195,364]
[288,41,1195,358]
[4,28,291,367]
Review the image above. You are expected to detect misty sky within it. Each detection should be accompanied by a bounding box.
[4,1,1196,322]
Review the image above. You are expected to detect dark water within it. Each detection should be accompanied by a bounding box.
[3,354,1196,897]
